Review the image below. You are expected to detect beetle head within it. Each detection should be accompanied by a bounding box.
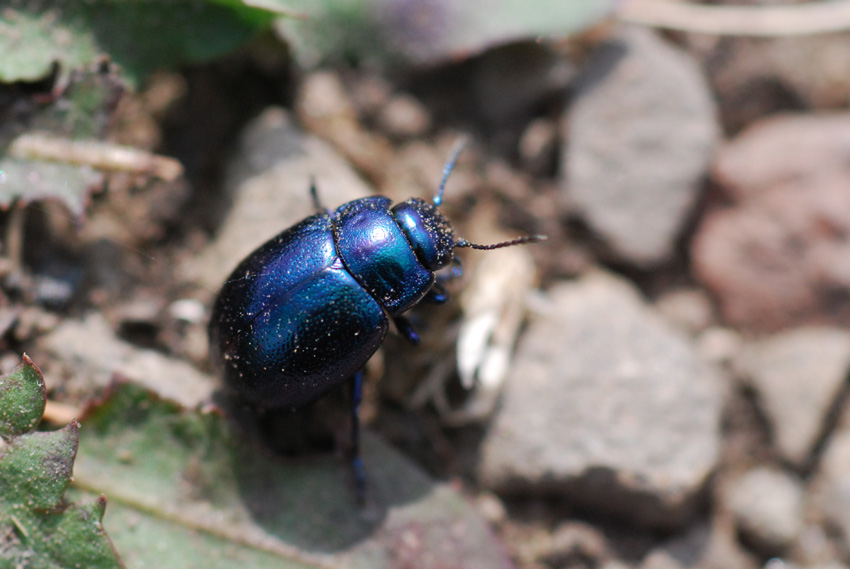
[396,138,545,266]
[391,198,455,271]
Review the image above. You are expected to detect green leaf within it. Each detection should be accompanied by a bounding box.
[29,65,126,141]
[0,156,104,216]
[72,381,514,569]
[0,5,98,83]
[43,497,117,568]
[0,0,277,213]
[0,423,77,512]
[0,355,123,569]
[0,354,46,439]
[273,0,620,67]
[0,0,279,87]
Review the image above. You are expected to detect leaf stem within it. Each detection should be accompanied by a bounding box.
[619,0,850,36]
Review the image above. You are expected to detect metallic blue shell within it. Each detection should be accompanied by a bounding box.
[209,196,444,408]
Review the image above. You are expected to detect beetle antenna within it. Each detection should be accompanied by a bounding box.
[433,137,469,207]
[454,234,547,250]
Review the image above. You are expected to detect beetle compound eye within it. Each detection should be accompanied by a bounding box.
[391,198,455,271]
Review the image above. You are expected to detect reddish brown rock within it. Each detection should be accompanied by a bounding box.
[692,113,850,331]
[712,114,850,199]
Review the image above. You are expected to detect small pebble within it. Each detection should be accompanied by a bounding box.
[376,93,431,139]
[727,468,804,553]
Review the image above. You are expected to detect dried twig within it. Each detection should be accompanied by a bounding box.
[9,133,183,181]
[43,400,81,425]
[619,0,850,36]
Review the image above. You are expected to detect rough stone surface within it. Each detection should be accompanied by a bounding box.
[186,107,372,290]
[563,26,719,267]
[478,271,723,528]
[693,113,850,331]
[37,313,214,408]
[726,468,805,553]
[735,327,850,467]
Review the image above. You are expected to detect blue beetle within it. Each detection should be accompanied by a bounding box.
[209,144,540,499]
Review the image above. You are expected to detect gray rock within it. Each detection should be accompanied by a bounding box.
[185,107,372,291]
[37,313,213,409]
[563,26,719,267]
[726,467,805,553]
[478,271,723,527]
[735,327,850,467]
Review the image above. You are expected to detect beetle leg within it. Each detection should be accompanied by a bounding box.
[423,282,449,304]
[393,315,421,345]
[350,370,366,505]
[437,258,463,286]
[309,177,333,215]
[309,177,322,209]
[423,258,463,304]
[449,257,463,279]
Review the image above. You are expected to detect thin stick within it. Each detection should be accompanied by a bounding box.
[43,400,81,425]
[10,133,183,181]
[618,0,850,37]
